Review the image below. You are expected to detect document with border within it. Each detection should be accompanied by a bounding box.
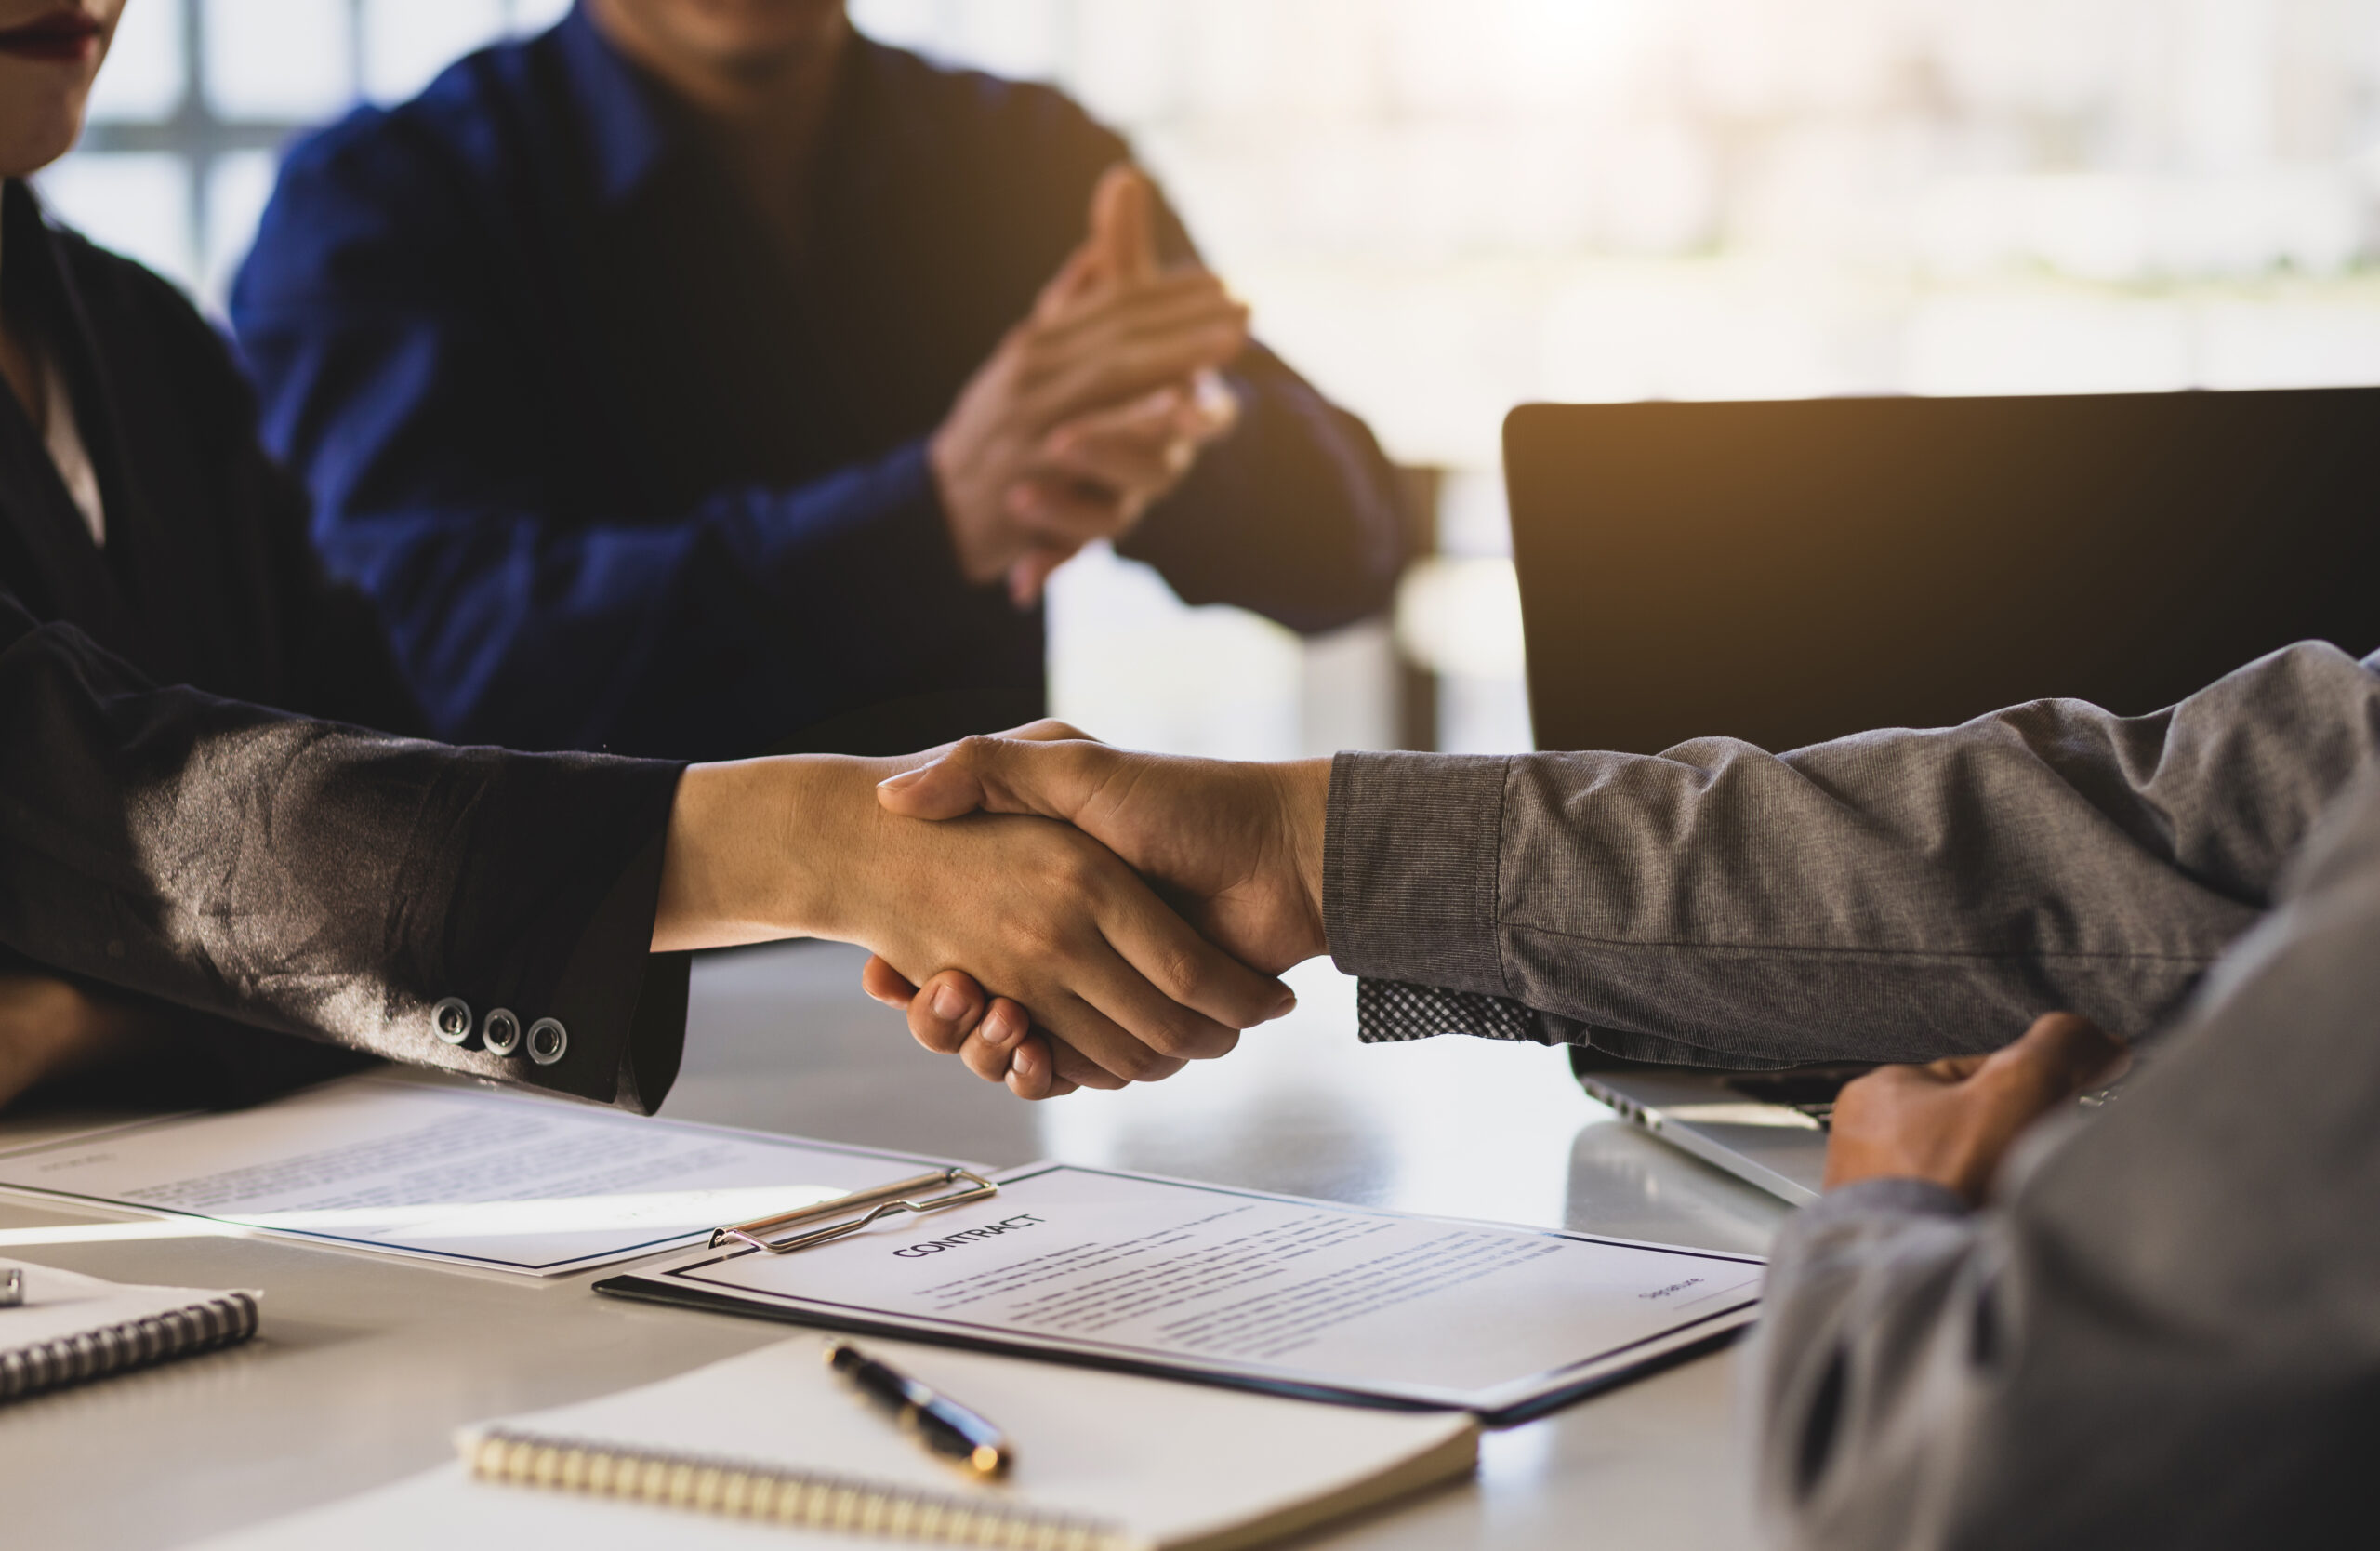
[598,1162,1763,1420]
[0,1074,960,1277]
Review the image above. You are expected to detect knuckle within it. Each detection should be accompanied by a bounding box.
[1071,1067,1126,1092]
[1051,847,1105,895]
[1154,948,1209,1003]
[1113,1042,1178,1082]
[1133,1048,1188,1082]
[1137,1011,1235,1065]
[949,734,1003,767]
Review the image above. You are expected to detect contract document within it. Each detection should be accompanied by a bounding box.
[0,1074,959,1276]
[599,1163,1764,1419]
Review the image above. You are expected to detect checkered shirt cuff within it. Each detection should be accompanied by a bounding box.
[1355,978,1543,1044]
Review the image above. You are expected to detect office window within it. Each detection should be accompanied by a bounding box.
[46,0,568,309]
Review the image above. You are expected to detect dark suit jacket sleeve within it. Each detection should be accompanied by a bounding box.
[0,589,692,1111]
[230,123,989,757]
[1742,776,2380,1549]
[1325,642,2380,1065]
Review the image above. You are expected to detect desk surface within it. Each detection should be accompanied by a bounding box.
[0,941,1791,1550]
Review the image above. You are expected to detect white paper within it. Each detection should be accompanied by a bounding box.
[641,1163,1762,1413]
[0,1076,959,1276]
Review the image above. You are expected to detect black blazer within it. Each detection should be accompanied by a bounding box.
[0,181,687,1111]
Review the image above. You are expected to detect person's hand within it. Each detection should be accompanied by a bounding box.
[862,727,1331,1095]
[1822,1013,2130,1202]
[1001,370,1239,605]
[0,972,152,1110]
[1002,167,1243,604]
[858,960,1098,1099]
[930,166,1247,604]
[879,727,1329,972]
[654,751,1295,1086]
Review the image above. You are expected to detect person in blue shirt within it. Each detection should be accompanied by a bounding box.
[231,0,1410,761]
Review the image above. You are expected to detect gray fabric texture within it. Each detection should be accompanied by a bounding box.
[1745,771,2380,1549]
[1325,640,2380,1546]
[1329,642,2380,1065]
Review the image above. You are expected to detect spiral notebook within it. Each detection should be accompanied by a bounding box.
[198,1334,1479,1551]
[0,1257,259,1402]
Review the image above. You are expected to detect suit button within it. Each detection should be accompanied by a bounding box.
[430,997,473,1045]
[526,1018,568,1066]
[482,1008,522,1056]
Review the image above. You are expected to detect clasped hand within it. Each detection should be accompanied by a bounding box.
[930,166,1245,606]
[1823,1013,2130,1202]
[853,725,1331,1097]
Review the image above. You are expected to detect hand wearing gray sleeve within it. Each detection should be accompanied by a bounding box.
[1326,642,2380,1066]
[1745,774,2380,1549]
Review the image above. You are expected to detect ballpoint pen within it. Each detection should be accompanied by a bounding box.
[825,1340,1012,1478]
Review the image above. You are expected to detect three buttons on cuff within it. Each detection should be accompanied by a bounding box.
[426,998,564,1065]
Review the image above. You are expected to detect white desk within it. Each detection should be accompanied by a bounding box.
[0,941,1790,1549]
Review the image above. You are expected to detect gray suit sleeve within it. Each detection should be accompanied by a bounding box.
[1327,642,2380,1063]
[1744,776,2380,1549]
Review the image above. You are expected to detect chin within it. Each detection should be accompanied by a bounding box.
[0,77,87,180]
[682,0,844,60]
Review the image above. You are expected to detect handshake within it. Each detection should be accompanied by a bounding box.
[653,723,1329,1102]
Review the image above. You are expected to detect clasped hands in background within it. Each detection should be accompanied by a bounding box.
[931,163,1243,606]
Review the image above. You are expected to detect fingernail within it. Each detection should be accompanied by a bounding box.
[878,768,925,791]
[985,1012,1023,1048]
[931,984,966,1020]
[1270,989,1298,1020]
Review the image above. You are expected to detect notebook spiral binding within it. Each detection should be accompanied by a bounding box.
[466,1428,1134,1551]
[0,1291,258,1401]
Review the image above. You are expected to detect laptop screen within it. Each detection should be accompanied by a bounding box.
[1505,389,2380,757]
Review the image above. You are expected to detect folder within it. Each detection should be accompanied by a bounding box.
[610,1161,1765,1423]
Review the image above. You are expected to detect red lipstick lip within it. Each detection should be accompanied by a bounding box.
[0,8,99,62]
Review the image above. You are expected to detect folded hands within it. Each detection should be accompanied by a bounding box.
[930,165,1246,606]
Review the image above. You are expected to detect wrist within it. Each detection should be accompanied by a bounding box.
[654,757,881,950]
[926,424,1009,587]
[1268,757,1333,961]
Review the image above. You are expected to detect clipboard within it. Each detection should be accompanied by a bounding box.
[603,1161,1765,1424]
[707,1166,999,1255]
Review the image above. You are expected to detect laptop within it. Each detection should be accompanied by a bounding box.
[1503,388,2380,1202]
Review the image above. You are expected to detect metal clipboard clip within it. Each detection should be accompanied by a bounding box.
[709,1167,999,1256]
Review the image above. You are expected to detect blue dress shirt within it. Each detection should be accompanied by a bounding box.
[231,7,1409,760]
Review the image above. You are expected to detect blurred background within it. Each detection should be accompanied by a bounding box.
[46,0,2380,760]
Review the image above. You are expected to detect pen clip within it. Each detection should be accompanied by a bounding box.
[710,1167,999,1255]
